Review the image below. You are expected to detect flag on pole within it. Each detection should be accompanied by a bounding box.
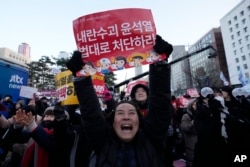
[238,70,249,86]
[220,71,229,86]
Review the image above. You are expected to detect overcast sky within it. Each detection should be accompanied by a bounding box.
[0,0,241,83]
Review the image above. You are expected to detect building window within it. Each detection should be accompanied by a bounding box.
[235,58,239,63]
[238,39,242,44]
[231,35,234,40]
[234,16,237,21]
[242,55,246,61]
[242,18,246,24]
[237,66,240,71]
[247,5,250,11]
[240,11,244,16]
[229,27,233,32]
[246,72,249,79]
[246,35,249,41]
[228,20,232,25]
[232,42,236,47]
[235,23,239,28]
[243,64,248,69]
[234,50,237,55]
[237,31,240,36]
[243,27,248,33]
[240,47,244,53]
[248,44,250,49]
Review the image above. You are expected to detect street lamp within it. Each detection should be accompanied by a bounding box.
[208,46,217,59]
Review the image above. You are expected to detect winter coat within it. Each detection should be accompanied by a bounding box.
[180,99,197,167]
[3,120,75,167]
[193,98,229,167]
[224,98,250,158]
[74,63,172,167]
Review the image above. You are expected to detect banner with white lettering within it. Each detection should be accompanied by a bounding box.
[0,61,28,102]
[73,8,165,76]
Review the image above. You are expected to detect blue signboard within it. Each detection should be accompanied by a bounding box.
[0,60,29,102]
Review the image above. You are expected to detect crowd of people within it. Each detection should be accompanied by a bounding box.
[179,86,250,167]
[0,35,250,167]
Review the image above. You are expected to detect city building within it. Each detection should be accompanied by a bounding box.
[220,0,250,86]
[18,42,31,58]
[57,51,71,59]
[0,47,30,67]
[171,45,190,96]
[188,28,228,90]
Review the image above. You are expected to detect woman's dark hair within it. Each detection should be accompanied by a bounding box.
[171,95,176,101]
[107,100,144,127]
[21,105,36,115]
[115,56,127,65]
[130,84,149,100]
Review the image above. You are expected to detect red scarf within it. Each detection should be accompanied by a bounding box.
[21,128,54,167]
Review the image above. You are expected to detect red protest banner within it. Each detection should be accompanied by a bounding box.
[186,88,199,98]
[73,8,166,76]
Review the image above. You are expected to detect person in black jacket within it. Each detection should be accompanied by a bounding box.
[5,104,76,167]
[66,35,173,167]
[193,87,229,167]
[130,83,149,117]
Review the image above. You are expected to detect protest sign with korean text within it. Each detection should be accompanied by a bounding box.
[55,70,106,105]
[73,8,166,76]
[55,70,79,105]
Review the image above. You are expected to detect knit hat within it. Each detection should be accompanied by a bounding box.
[130,84,149,99]
[43,106,70,120]
[44,106,55,115]
[200,87,214,98]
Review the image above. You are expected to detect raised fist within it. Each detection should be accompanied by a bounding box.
[66,50,85,76]
[153,35,173,60]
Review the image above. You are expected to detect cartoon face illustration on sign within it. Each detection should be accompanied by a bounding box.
[114,56,127,70]
[130,55,143,67]
[99,58,111,74]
